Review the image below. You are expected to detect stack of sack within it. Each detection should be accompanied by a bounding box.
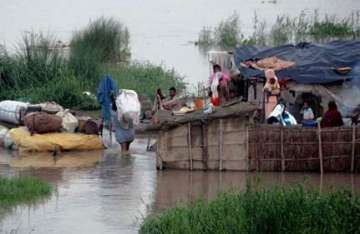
[0,100,103,152]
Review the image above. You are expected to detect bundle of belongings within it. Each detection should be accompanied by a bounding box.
[0,100,103,152]
[267,102,297,127]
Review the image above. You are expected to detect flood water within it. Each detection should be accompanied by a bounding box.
[1,0,360,88]
[1,1,360,233]
[0,138,360,233]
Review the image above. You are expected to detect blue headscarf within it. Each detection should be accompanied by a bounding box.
[96,75,117,122]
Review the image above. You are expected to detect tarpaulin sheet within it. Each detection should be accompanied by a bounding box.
[9,127,104,152]
[234,41,360,84]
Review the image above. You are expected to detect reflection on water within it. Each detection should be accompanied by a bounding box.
[154,171,360,212]
[0,138,359,233]
[10,151,102,169]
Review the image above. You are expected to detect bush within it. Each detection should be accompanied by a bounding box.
[214,13,241,48]
[197,27,214,47]
[105,62,186,101]
[70,17,130,83]
[0,33,67,91]
[140,185,360,234]
[198,10,360,48]
[0,18,185,109]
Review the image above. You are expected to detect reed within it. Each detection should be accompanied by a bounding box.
[0,17,185,109]
[0,176,52,209]
[140,185,360,234]
[198,10,360,48]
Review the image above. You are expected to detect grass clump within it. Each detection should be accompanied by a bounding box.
[214,13,242,49]
[0,17,185,109]
[0,33,68,98]
[105,63,185,101]
[197,27,213,47]
[197,13,246,49]
[198,10,360,48]
[69,17,130,83]
[140,185,360,234]
[0,176,52,208]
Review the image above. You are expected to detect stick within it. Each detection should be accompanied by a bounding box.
[318,124,324,174]
[256,128,259,172]
[188,122,193,170]
[201,121,209,171]
[351,125,356,173]
[246,126,249,171]
[218,119,224,171]
[281,127,285,172]
[146,134,152,151]
[109,121,113,146]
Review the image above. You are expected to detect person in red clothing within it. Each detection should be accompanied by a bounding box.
[321,101,344,127]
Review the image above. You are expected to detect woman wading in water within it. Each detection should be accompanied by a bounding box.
[111,95,135,154]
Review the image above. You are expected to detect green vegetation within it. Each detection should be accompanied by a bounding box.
[104,63,185,100]
[140,185,360,234]
[198,10,360,48]
[0,17,184,109]
[0,176,52,208]
[214,13,242,49]
[69,17,131,83]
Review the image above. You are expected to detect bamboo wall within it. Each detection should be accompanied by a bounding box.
[157,118,360,173]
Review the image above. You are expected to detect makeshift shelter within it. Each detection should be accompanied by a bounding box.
[234,40,360,118]
[154,100,360,172]
[153,41,360,173]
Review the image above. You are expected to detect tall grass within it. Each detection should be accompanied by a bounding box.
[0,176,52,209]
[214,13,242,49]
[0,17,185,109]
[0,33,70,101]
[197,10,360,48]
[0,33,66,89]
[70,17,130,83]
[197,27,213,47]
[104,63,186,100]
[140,185,360,234]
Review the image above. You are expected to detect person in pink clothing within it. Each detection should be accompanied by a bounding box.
[209,64,230,105]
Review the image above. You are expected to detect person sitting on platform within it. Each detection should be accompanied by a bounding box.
[301,101,315,121]
[161,87,181,111]
[209,64,231,106]
[152,88,166,114]
[301,101,317,128]
[321,101,344,127]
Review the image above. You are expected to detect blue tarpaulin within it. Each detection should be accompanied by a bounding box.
[234,40,360,84]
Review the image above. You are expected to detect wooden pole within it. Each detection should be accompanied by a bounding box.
[256,129,259,172]
[318,124,324,174]
[146,134,152,151]
[218,119,224,171]
[280,127,285,172]
[188,122,193,170]
[201,121,209,170]
[246,127,249,171]
[351,125,356,173]
[157,132,165,170]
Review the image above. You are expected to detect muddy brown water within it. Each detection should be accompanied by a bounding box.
[0,138,360,233]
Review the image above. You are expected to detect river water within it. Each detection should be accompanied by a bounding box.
[0,138,360,234]
[1,1,360,233]
[1,0,360,87]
